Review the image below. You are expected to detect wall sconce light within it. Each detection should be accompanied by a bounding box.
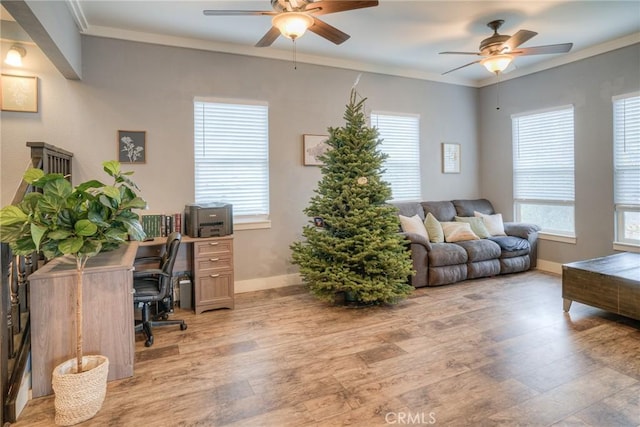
[5,45,26,67]
[481,54,513,74]
[272,12,314,40]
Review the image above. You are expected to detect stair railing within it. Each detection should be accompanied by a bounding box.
[1,142,73,424]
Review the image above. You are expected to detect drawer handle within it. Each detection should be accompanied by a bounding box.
[209,274,220,278]
[209,242,219,246]
[209,258,220,262]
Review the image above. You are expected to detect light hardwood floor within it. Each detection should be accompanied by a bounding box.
[12,271,640,426]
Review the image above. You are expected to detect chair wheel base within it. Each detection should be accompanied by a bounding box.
[144,337,154,347]
[180,324,187,331]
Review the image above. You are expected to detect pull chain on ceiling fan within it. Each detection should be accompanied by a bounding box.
[440,19,573,76]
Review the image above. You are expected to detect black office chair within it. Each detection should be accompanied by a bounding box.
[133,232,187,347]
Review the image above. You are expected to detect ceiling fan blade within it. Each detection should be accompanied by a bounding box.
[308,17,350,44]
[442,59,481,75]
[513,43,573,56]
[502,29,537,52]
[307,0,378,16]
[203,10,276,16]
[255,27,281,47]
[439,51,482,56]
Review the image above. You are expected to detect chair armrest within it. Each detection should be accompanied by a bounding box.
[503,222,541,240]
[133,269,169,279]
[400,231,432,250]
[134,256,161,265]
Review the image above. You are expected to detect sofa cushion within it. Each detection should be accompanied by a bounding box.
[454,239,502,262]
[453,199,495,217]
[425,213,445,243]
[428,264,467,286]
[455,216,491,239]
[399,214,429,240]
[393,202,424,221]
[441,221,479,242]
[467,259,501,279]
[421,201,457,222]
[500,255,530,274]
[475,211,507,236]
[428,242,467,267]
[488,236,531,258]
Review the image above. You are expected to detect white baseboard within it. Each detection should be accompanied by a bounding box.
[536,259,563,275]
[234,263,566,294]
[235,273,302,294]
[16,362,31,420]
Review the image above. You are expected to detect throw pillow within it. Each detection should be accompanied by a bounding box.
[455,216,491,239]
[399,214,429,240]
[424,212,444,243]
[474,211,507,236]
[441,221,480,242]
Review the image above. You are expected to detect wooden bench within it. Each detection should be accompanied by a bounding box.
[562,252,640,321]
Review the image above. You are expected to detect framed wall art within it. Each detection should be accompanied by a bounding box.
[303,134,329,166]
[118,130,146,164]
[1,74,38,113]
[442,142,461,174]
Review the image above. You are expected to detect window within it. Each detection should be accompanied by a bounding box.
[370,112,421,201]
[613,92,640,246]
[512,106,575,237]
[193,98,269,227]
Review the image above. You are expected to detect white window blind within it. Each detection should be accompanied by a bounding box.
[613,92,640,245]
[512,106,575,235]
[193,98,269,221]
[371,112,421,201]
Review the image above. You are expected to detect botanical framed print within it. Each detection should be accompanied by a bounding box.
[1,74,38,112]
[442,142,460,174]
[303,134,329,166]
[118,130,146,164]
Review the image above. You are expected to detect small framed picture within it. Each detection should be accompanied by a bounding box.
[1,74,38,113]
[442,142,460,174]
[118,130,146,164]
[303,134,329,166]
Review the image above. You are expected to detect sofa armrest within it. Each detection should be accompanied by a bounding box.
[400,231,432,250]
[503,222,541,240]
[400,232,430,288]
[503,222,541,268]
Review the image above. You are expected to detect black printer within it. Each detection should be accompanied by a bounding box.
[184,203,233,237]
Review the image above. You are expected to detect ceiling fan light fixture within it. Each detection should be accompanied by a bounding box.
[481,54,513,74]
[272,12,314,40]
[5,45,26,67]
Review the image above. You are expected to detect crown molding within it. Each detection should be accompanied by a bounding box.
[80,24,478,87]
[65,0,88,32]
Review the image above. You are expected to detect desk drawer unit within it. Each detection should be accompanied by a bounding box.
[193,237,234,314]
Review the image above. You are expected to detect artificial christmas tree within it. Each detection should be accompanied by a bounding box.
[291,89,414,305]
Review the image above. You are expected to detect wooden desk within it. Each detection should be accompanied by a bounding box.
[138,235,234,314]
[29,243,138,397]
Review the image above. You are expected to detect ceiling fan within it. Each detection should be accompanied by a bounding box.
[203,0,378,47]
[440,19,573,75]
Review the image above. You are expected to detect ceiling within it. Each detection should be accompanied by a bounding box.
[13,1,640,86]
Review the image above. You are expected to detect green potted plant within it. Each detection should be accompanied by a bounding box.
[0,160,146,425]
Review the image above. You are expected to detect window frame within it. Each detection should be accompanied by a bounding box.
[193,97,271,230]
[511,105,576,240]
[613,92,640,249]
[370,110,421,202]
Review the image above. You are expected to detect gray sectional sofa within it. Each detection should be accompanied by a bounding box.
[392,199,541,288]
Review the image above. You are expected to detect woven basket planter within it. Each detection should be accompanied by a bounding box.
[52,355,109,426]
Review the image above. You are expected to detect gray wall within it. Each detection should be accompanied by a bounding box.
[478,43,640,264]
[1,35,479,282]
